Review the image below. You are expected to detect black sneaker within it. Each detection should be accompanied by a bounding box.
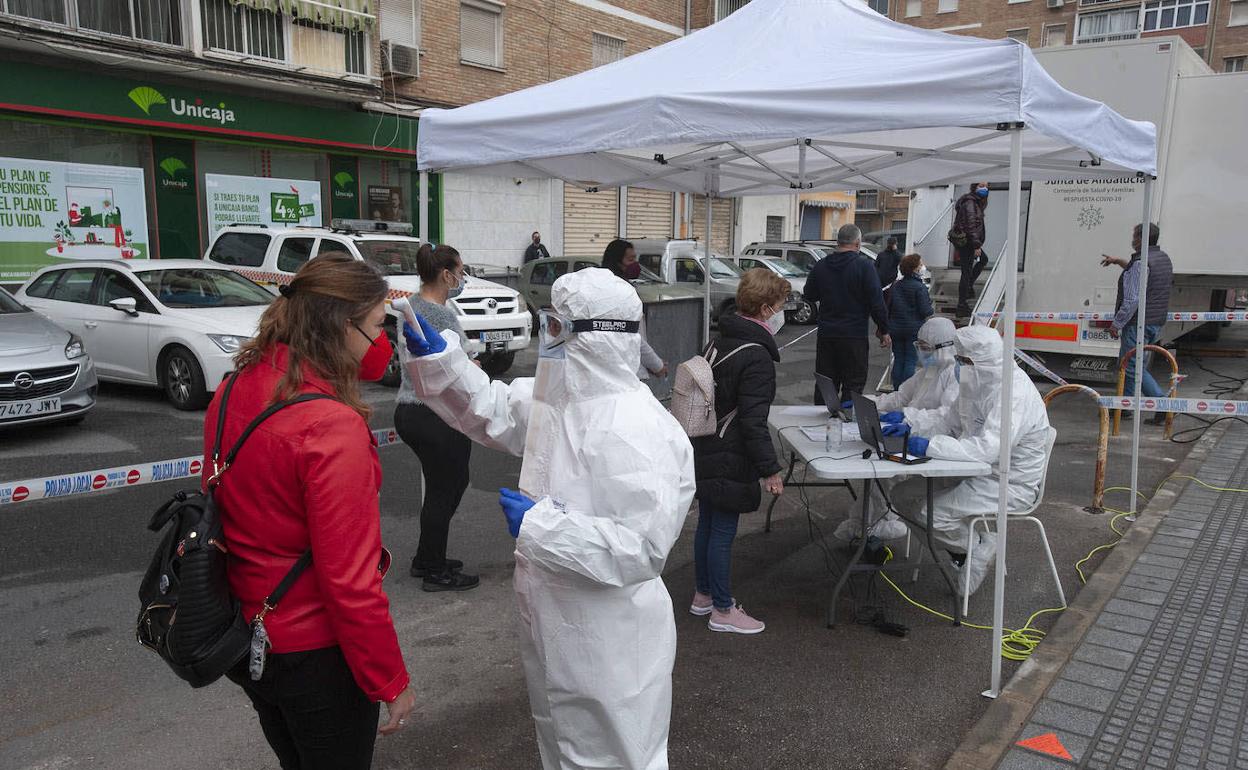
[410,558,464,578]
[422,570,480,592]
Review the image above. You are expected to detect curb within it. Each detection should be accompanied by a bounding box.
[943,416,1232,770]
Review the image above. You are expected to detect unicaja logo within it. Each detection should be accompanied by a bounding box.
[170,97,236,125]
[158,157,190,190]
[128,86,166,115]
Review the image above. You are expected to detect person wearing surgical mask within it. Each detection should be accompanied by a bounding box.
[602,238,668,380]
[884,325,1053,598]
[886,253,934,390]
[689,268,791,633]
[394,243,481,592]
[402,268,696,770]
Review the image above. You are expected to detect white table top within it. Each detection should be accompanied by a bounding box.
[768,405,992,481]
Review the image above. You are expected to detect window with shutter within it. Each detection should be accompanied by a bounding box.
[381,0,419,47]
[592,32,625,68]
[460,1,501,68]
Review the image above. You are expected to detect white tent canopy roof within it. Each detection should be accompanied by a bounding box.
[416,0,1156,195]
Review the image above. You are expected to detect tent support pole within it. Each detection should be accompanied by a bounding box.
[1130,177,1154,517]
[704,187,713,346]
[987,125,1023,700]
[418,171,430,244]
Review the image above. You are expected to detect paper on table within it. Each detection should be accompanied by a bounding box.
[798,423,861,444]
[778,405,829,418]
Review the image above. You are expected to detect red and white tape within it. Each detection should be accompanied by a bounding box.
[1,428,404,506]
[977,311,1248,322]
[1097,396,1248,416]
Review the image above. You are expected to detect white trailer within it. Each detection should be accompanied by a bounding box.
[907,37,1248,381]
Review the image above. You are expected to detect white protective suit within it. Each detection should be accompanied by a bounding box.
[835,317,960,542]
[896,324,1052,595]
[407,268,697,770]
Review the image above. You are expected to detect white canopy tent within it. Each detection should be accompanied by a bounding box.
[416,0,1157,697]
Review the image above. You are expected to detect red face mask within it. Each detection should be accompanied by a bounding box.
[355,324,393,382]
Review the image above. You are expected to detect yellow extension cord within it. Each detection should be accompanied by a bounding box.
[875,474,1248,661]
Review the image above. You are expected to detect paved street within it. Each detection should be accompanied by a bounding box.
[1,325,1239,769]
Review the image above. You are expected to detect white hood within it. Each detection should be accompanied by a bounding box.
[163,305,267,336]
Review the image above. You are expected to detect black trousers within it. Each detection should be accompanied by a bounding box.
[228,646,379,770]
[814,336,870,406]
[957,243,989,312]
[395,402,472,570]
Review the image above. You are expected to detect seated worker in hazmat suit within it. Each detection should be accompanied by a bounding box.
[402,267,696,770]
[887,324,1052,597]
[834,317,959,542]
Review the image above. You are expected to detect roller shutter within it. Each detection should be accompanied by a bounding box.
[563,184,619,258]
[691,195,733,254]
[625,187,674,240]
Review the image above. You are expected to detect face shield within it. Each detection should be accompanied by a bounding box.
[914,338,954,368]
[538,309,640,360]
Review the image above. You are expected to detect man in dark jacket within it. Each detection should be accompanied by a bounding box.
[954,183,990,318]
[875,237,902,288]
[1102,222,1173,425]
[802,224,891,405]
[524,231,551,263]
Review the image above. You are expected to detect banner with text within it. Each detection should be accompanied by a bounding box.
[204,173,322,236]
[0,156,149,281]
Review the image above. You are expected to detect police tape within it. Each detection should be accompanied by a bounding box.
[1014,348,1069,387]
[0,427,405,506]
[975,311,1248,322]
[1097,396,1248,416]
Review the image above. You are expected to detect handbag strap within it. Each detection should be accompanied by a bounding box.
[259,550,313,618]
[209,384,337,485]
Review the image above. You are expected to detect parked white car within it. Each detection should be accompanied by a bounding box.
[204,220,531,379]
[0,287,98,427]
[723,254,813,324]
[16,260,272,410]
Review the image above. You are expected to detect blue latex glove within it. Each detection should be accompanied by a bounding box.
[907,435,930,457]
[402,314,447,357]
[840,399,854,410]
[881,411,905,424]
[499,487,535,538]
[881,422,909,437]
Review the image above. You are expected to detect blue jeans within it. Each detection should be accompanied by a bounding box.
[891,335,918,391]
[1119,323,1165,398]
[694,501,741,611]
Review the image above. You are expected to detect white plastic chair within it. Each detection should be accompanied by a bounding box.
[962,427,1064,616]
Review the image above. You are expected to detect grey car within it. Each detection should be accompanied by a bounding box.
[0,287,97,427]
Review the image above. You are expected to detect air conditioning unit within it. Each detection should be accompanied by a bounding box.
[1047,0,1064,8]
[382,40,419,79]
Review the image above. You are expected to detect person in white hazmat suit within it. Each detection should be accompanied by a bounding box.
[889,324,1052,596]
[402,267,696,770]
[834,317,960,542]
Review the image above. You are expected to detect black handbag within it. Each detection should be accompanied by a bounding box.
[136,374,332,688]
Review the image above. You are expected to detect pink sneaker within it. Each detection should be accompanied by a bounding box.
[690,592,714,616]
[708,604,765,634]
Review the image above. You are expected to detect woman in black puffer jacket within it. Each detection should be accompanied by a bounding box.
[690,268,792,635]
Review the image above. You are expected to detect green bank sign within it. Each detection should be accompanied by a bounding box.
[0,62,416,156]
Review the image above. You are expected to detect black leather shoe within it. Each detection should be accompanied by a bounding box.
[410,558,464,578]
[422,570,480,592]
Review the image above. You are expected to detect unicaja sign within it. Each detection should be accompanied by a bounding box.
[128,86,237,125]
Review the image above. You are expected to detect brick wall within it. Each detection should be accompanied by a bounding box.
[388,0,684,108]
[1212,0,1248,69]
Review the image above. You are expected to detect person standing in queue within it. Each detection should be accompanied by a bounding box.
[602,237,669,379]
[690,268,791,634]
[394,243,480,591]
[206,254,415,769]
[887,253,934,389]
[953,182,990,319]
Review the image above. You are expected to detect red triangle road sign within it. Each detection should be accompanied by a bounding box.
[1017,732,1074,761]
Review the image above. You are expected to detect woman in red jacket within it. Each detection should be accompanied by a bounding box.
[203,254,415,769]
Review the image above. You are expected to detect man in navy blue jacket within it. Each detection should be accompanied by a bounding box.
[803,224,891,405]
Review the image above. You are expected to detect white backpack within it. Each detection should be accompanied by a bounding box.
[670,342,762,438]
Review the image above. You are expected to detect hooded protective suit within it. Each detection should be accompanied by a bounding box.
[407,268,696,770]
[836,317,959,542]
[895,324,1052,595]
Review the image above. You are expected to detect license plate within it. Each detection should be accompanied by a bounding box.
[481,330,514,343]
[1082,329,1114,341]
[0,397,61,419]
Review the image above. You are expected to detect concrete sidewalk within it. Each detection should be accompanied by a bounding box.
[951,421,1248,769]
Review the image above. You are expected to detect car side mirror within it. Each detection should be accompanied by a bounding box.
[109,297,139,316]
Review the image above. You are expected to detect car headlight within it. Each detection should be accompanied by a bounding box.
[208,334,250,353]
[64,333,86,360]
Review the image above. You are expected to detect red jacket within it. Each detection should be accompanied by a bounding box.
[202,345,409,703]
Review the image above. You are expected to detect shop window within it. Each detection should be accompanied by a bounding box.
[592,32,625,68]
[208,232,271,267]
[1044,23,1068,46]
[460,0,502,68]
[1143,0,1210,31]
[277,237,316,273]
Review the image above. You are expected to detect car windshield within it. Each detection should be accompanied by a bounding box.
[139,269,274,308]
[767,259,806,277]
[634,265,663,284]
[707,258,741,279]
[356,240,422,276]
[0,288,29,313]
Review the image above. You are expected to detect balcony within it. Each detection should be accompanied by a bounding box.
[0,0,376,83]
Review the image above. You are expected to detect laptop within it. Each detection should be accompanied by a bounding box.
[815,373,852,421]
[852,393,930,465]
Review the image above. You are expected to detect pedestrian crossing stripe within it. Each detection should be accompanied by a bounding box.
[1017,731,1073,760]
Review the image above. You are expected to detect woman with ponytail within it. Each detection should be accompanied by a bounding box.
[204,254,415,769]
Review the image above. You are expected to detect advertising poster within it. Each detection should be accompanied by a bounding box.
[367,185,407,222]
[204,173,322,236]
[0,157,149,281]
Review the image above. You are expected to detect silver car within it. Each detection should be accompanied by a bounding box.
[0,287,97,427]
